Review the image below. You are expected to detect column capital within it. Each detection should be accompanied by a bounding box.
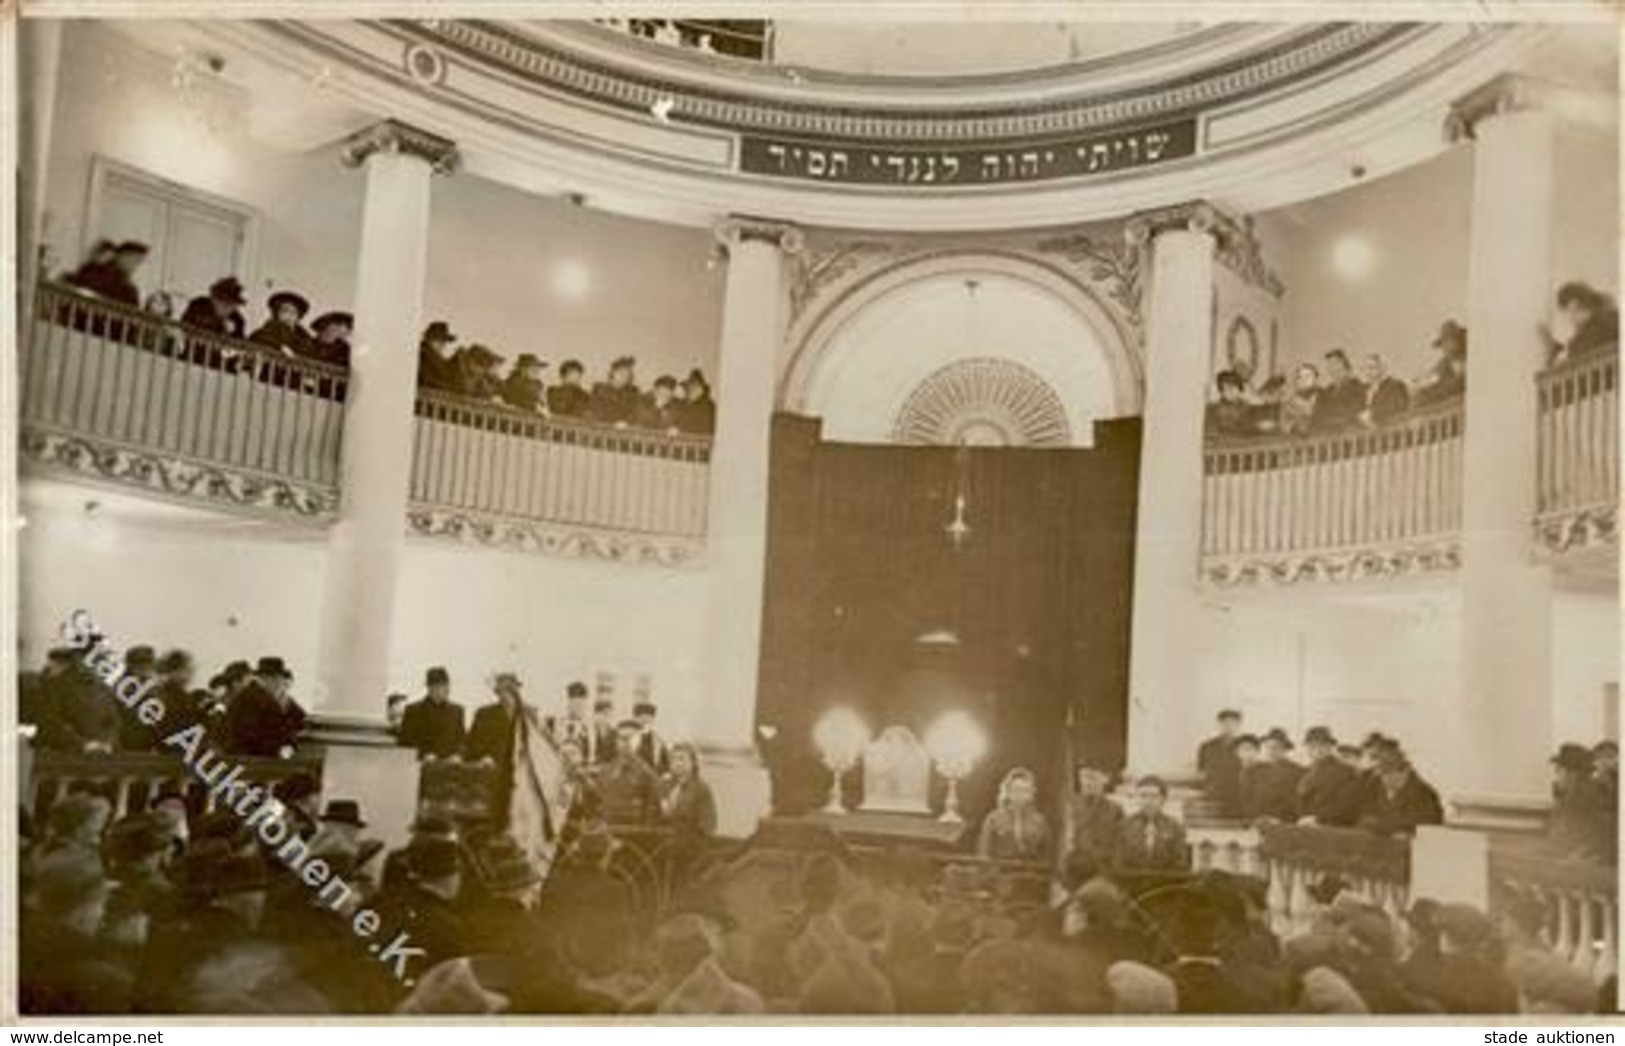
[713,215,806,256]
[1124,200,1243,252]
[340,119,461,175]
[1444,73,1552,144]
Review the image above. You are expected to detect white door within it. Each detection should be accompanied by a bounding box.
[90,159,252,309]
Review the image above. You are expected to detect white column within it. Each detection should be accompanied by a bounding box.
[1452,78,1556,799]
[1124,204,1228,777]
[699,218,801,835]
[312,122,458,719]
[18,18,63,307]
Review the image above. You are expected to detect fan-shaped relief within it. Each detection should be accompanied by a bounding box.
[891,358,1072,447]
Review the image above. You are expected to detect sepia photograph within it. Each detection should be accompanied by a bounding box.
[2,3,1622,1023]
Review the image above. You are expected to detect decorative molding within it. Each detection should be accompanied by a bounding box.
[1533,503,1618,559]
[1124,199,1247,252]
[1443,72,1543,143]
[1033,229,1144,335]
[339,118,461,175]
[789,239,897,320]
[1215,215,1286,299]
[1203,541,1462,587]
[891,357,1072,448]
[407,506,705,568]
[713,215,806,255]
[19,427,339,519]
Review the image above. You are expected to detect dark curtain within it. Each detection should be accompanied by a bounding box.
[756,414,1141,834]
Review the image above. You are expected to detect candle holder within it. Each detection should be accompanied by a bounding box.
[925,710,987,826]
[812,707,870,817]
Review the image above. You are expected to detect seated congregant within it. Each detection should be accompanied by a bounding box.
[248,291,315,359]
[1060,765,1123,872]
[399,666,467,760]
[1542,281,1619,367]
[220,656,307,758]
[589,356,641,425]
[1112,776,1186,872]
[977,767,1052,863]
[547,359,590,417]
[180,277,248,339]
[499,353,548,412]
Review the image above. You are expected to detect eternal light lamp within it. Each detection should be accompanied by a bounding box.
[924,710,988,825]
[813,706,871,815]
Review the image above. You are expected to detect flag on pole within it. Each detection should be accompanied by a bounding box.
[507,705,574,883]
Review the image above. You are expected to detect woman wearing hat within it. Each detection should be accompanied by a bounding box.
[249,290,316,360]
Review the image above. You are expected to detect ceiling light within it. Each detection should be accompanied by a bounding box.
[551,259,592,300]
[1331,235,1377,282]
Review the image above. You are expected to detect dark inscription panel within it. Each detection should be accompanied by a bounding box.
[739,117,1198,186]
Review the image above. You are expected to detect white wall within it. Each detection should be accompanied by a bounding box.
[42,21,723,387]
[1551,587,1621,746]
[19,482,713,739]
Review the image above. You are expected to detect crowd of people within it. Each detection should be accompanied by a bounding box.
[56,239,717,435]
[1194,710,1619,863]
[1206,281,1619,441]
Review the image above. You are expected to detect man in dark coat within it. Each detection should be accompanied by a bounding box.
[398,666,467,760]
[675,369,716,435]
[449,344,505,401]
[547,359,590,417]
[248,291,315,359]
[220,656,306,758]
[1548,743,1610,860]
[588,356,642,425]
[1544,281,1620,366]
[1061,765,1123,871]
[465,672,526,766]
[1196,709,1245,818]
[309,312,353,368]
[598,721,661,826]
[1356,740,1444,836]
[376,837,469,978]
[1312,349,1367,432]
[1359,353,1411,427]
[36,650,119,753]
[64,239,146,307]
[1113,776,1187,872]
[180,277,248,338]
[1297,726,1367,827]
[591,696,619,767]
[545,681,596,763]
[1206,371,1256,438]
[499,353,548,412]
[1240,729,1302,822]
[138,840,271,1013]
[631,700,670,774]
[115,645,162,751]
[416,320,459,392]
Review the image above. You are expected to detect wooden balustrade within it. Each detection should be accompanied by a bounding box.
[1203,403,1465,565]
[24,743,324,826]
[1186,823,1264,878]
[411,391,711,538]
[1256,824,1412,938]
[1490,836,1618,983]
[1537,349,1619,526]
[23,282,349,492]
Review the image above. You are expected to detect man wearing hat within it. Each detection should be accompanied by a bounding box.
[36,648,120,754]
[1548,742,1610,860]
[1296,726,1366,827]
[309,311,353,368]
[1415,321,1468,407]
[100,813,179,958]
[675,368,716,435]
[417,320,460,391]
[600,720,661,825]
[138,838,270,1012]
[589,355,642,425]
[377,835,469,975]
[548,359,591,418]
[116,645,162,751]
[591,694,619,767]
[1240,728,1303,823]
[1196,709,1245,818]
[220,656,307,758]
[465,671,532,768]
[467,835,544,953]
[450,343,506,401]
[631,699,670,775]
[249,290,315,358]
[499,353,548,413]
[545,681,596,763]
[181,276,248,339]
[634,375,681,431]
[1355,739,1443,836]
[400,666,467,760]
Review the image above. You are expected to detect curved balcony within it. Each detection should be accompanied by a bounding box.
[1536,350,1619,558]
[19,284,712,564]
[1202,403,1466,586]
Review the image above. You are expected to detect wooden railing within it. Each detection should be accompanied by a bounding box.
[412,391,711,538]
[24,744,324,826]
[23,282,349,494]
[1537,349,1618,527]
[1202,402,1465,567]
[1490,835,1618,983]
[1256,824,1412,937]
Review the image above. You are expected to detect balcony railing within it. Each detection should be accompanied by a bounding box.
[22,282,348,514]
[1490,834,1618,983]
[1202,403,1465,584]
[1536,349,1619,556]
[411,392,710,540]
[21,284,713,560]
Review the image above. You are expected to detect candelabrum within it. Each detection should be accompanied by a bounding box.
[813,707,870,816]
[925,710,987,826]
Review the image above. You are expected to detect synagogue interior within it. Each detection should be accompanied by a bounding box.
[10,16,1623,1017]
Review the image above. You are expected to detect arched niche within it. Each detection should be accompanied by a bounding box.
[782,253,1141,447]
